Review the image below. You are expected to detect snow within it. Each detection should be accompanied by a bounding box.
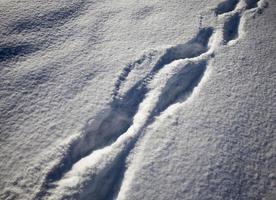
[0,0,275,200]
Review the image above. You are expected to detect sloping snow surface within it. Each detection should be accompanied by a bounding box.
[0,0,275,200]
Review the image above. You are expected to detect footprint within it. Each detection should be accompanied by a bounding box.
[222,13,240,44]
[113,27,213,101]
[244,0,260,9]
[214,0,239,15]
[114,27,213,102]
[152,27,213,72]
[151,61,207,117]
[218,0,268,45]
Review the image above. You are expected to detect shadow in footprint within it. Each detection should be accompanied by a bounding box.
[152,60,207,117]
[113,27,213,100]
[223,13,240,44]
[215,0,239,15]
[244,0,260,9]
[152,27,213,72]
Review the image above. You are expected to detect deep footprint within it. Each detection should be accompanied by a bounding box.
[152,27,213,72]
[214,0,239,15]
[223,13,240,44]
[113,27,213,100]
[151,61,207,117]
[244,0,260,9]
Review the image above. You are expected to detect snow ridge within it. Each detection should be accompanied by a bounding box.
[37,1,269,199]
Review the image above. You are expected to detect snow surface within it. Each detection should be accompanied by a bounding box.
[0,0,275,200]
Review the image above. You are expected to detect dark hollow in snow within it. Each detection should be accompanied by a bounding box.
[113,27,213,101]
[244,0,260,9]
[223,13,240,44]
[152,27,213,72]
[214,0,239,15]
[151,61,207,117]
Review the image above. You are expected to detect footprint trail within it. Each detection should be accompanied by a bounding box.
[40,27,213,192]
[38,0,269,199]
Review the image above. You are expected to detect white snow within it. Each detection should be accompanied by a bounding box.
[0,0,275,200]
